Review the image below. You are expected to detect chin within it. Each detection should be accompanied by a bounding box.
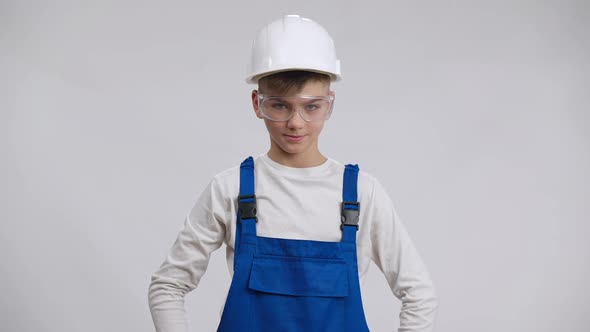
[281,146,303,154]
[280,143,307,154]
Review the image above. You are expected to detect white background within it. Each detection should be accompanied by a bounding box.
[2,1,589,331]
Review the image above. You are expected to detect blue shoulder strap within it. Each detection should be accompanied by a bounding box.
[236,157,360,251]
[341,164,360,243]
[235,156,257,268]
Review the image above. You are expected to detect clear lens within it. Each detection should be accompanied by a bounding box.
[259,95,333,122]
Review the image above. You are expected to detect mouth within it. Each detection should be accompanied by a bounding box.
[284,134,305,142]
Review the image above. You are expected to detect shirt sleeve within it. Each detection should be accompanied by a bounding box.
[148,177,228,332]
[367,178,439,332]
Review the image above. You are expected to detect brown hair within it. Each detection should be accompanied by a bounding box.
[258,70,331,95]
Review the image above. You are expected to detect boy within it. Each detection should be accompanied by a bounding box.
[149,14,438,331]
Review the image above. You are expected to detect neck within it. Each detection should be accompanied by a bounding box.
[267,147,327,168]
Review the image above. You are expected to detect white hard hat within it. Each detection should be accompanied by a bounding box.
[246,14,342,84]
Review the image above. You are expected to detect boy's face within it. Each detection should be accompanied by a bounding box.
[252,80,334,159]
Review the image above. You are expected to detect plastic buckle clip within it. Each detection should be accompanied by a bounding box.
[341,201,360,229]
[238,194,257,222]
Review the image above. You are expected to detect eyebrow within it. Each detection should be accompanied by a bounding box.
[270,97,290,103]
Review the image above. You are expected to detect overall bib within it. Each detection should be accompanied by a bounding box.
[217,156,370,332]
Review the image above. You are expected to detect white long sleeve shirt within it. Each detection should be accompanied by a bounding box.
[148,153,438,331]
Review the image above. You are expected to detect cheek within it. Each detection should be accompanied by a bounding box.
[264,120,284,137]
[310,122,325,136]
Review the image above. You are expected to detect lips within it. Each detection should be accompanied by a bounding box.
[285,135,305,142]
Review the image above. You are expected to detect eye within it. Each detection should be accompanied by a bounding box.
[271,102,288,110]
[305,104,320,111]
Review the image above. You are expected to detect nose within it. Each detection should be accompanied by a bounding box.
[286,108,306,129]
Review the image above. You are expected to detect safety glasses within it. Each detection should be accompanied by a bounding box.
[257,93,334,123]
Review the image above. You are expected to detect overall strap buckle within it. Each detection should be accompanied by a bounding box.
[341,201,360,229]
[238,194,257,222]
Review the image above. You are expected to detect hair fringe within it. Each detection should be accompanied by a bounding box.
[258,71,331,95]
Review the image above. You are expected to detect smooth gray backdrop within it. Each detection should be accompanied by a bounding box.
[3,1,589,331]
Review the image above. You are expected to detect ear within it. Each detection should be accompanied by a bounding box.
[326,90,336,120]
[330,89,336,109]
[252,89,264,119]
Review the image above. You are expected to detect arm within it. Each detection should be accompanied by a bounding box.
[148,177,227,332]
[368,179,438,332]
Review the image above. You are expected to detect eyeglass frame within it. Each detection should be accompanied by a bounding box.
[256,92,335,123]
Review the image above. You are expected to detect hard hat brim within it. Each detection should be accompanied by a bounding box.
[246,68,342,84]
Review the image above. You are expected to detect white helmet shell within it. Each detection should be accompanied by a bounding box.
[246,14,342,84]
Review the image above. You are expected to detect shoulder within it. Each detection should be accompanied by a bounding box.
[328,157,379,199]
[206,159,243,197]
[358,169,379,203]
[206,154,271,195]
[212,163,240,183]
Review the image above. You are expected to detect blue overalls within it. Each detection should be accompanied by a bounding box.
[217,156,370,332]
